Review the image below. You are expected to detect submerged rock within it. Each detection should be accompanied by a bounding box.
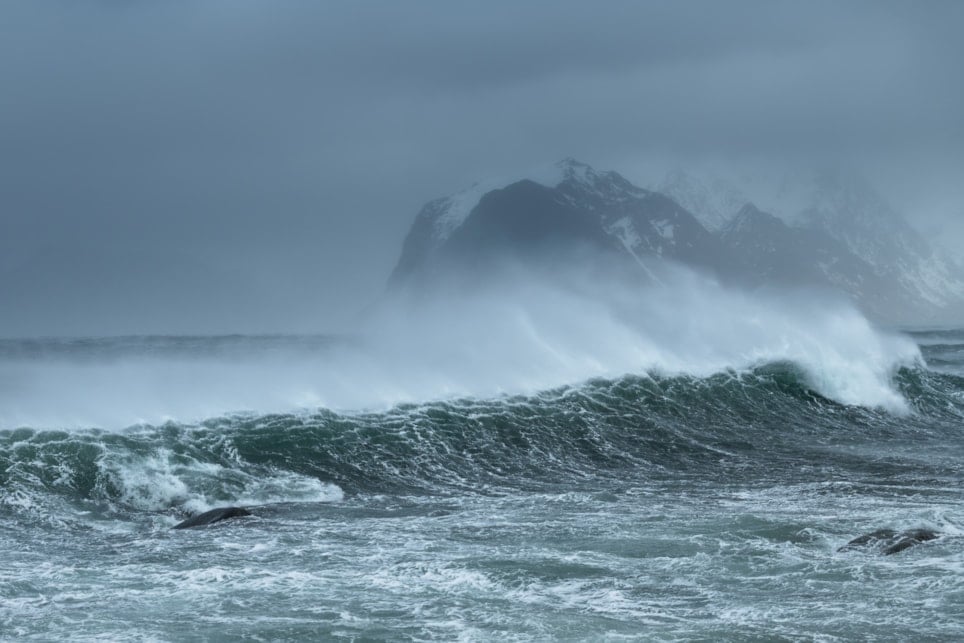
[172,506,252,530]
[839,528,939,555]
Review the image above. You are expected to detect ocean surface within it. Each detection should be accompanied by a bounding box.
[1,322,963,640]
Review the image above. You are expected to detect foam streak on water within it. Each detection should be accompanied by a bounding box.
[0,280,961,640]
[0,355,963,639]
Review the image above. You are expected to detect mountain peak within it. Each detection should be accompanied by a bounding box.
[529,158,619,191]
[736,202,764,217]
[542,159,648,210]
[390,160,964,322]
[723,202,784,237]
[555,157,594,177]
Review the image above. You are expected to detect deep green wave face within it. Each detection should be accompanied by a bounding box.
[2,364,962,516]
[2,340,964,640]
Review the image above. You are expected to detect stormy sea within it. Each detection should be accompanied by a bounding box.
[2,285,963,641]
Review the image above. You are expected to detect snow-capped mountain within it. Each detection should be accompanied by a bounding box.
[390,159,964,324]
[390,159,736,286]
[793,171,964,310]
[719,203,903,319]
[656,166,964,320]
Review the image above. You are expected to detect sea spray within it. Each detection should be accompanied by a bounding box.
[0,268,921,430]
[0,329,962,640]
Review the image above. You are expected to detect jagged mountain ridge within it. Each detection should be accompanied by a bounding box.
[391,159,739,285]
[795,172,964,309]
[659,167,964,313]
[390,159,964,323]
[720,204,906,318]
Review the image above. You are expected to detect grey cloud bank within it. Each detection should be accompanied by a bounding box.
[1,1,962,336]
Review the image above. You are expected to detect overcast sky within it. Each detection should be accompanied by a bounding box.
[1,1,962,337]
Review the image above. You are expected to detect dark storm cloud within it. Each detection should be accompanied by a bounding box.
[1,1,962,336]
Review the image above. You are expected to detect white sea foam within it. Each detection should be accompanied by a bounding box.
[0,266,922,429]
[362,267,921,413]
[94,446,343,515]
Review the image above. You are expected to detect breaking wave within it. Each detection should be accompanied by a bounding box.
[0,270,923,430]
[2,362,961,530]
[2,268,948,529]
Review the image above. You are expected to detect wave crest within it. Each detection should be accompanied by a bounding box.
[0,269,923,429]
[4,363,960,525]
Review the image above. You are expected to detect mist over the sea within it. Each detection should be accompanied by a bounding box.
[0,265,921,430]
[3,2,964,641]
[2,1,964,337]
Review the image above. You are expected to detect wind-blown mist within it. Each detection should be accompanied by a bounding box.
[0,267,921,430]
[5,278,962,643]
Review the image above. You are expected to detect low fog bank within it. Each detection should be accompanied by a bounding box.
[0,265,921,430]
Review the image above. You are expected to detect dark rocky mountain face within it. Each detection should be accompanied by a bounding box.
[387,159,963,324]
[389,196,454,286]
[720,203,904,319]
[443,180,620,265]
[658,166,964,322]
[721,203,875,286]
[792,171,964,319]
[602,191,739,276]
[431,179,636,289]
[390,159,741,289]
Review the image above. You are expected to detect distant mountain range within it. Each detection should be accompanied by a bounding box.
[390,159,964,324]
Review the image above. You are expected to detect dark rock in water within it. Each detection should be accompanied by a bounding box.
[839,528,939,555]
[172,506,252,530]
[841,528,898,548]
